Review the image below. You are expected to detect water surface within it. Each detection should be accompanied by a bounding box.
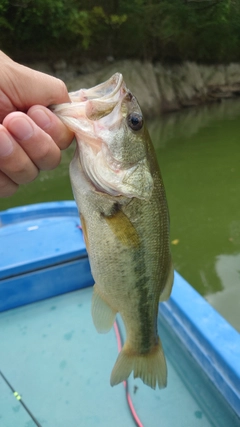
[1,100,240,331]
[150,100,240,332]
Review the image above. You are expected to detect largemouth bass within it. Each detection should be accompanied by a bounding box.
[52,73,173,389]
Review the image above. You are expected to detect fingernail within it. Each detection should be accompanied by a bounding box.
[10,117,34,141]
[0,130,14,157]
[30,108,51,130]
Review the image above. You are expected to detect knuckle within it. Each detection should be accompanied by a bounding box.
[6,158,39,184]
[30,136,61,171]
[0,185,18,197]
[0,172,18,197]
[41,149,61,170]
[10,156,29,174]
[58,130,74,149]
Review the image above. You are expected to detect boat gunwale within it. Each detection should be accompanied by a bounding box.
[161,271,240,418]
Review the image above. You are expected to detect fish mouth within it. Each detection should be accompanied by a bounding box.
[51,73,127,150]
[85,73,124,100]
[70,73,124,103]
[81,73,128,122]
[52,72,129,131]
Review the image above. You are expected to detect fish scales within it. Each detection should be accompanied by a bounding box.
[52,73,173,389]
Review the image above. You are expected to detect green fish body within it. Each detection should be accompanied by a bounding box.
[52,73,173,389]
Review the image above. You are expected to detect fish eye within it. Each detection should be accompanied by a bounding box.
[127,113,143,131]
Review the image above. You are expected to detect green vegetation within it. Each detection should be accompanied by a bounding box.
[1,0,240,63]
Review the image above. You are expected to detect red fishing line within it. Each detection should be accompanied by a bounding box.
[113,321,144,427]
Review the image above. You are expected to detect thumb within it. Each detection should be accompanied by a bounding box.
[1,51,70,114]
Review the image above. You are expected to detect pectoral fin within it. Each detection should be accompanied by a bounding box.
[80,213,90,253]
[103,208,140,248]
[91,285,116,333]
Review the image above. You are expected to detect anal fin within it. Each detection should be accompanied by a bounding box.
[91,285,116,333]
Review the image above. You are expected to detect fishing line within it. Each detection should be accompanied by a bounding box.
[113,319,144,427]
[0,370,42,427]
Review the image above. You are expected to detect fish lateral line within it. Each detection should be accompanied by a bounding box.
[123,340,161,357]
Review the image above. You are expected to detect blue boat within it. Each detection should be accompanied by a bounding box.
[0,201,239,427]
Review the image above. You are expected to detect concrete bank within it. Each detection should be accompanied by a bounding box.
[26,59,240,117]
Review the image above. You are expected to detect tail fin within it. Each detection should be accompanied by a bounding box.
[110,338,167,389]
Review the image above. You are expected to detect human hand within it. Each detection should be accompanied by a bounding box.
[0,51,74,198]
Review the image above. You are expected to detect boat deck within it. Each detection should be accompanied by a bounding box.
[0,287,239,427]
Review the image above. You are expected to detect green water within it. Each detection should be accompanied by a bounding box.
[1,100,240,332]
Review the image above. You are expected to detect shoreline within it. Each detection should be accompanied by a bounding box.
[25,59,240,117]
